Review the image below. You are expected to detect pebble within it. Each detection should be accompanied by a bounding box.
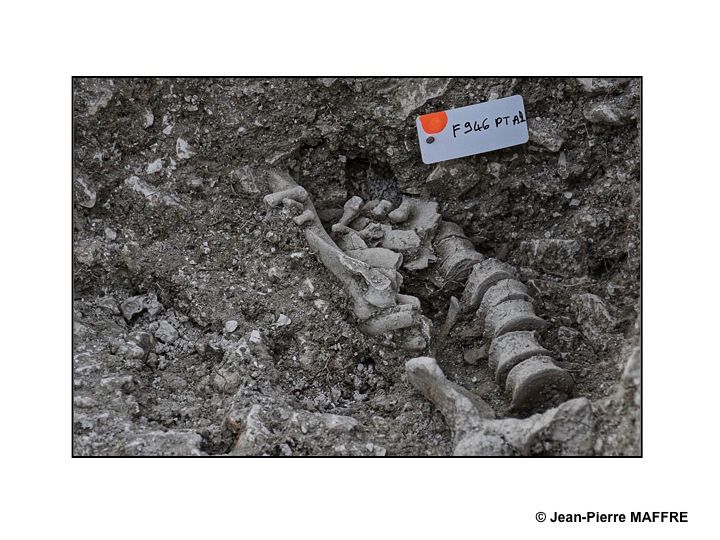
[583,101,635,126]
[463,345,488,365]
[146,158,163,174]
[298,278,315,298]
[276,314,291,326]
[313,299,329,313]
[120,295,145,321]
[267,266,283,282]
[155,321,179,344]
[143,109,154,128]
[75,176,97,208]
[176,137,194,160]
[104,228,117,241]
[224,320,238,333]
[249,330,262,344]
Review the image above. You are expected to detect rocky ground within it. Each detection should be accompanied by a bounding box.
[73,77,641,456]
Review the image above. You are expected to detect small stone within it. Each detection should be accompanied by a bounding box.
[463,345,488,365]
[576,77,628,94]
[313,299,329,313]
[146,158,163,174]
[249,330,262,344]
[120,295,145,321]
[298,278,315,297]
[104,228,117,241]
[75,176,97,208]
[276,314,291,326]
[143,109,154,128]
[224,320,239,333]
[176,137,194,160]
[584,100,636,126]
[143,294,163,317]
[230,166,261,194]
[128,331,155,358]
[155,321,179,344]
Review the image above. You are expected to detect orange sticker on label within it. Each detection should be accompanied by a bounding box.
[419,111,448,134]
[416,95,528,164]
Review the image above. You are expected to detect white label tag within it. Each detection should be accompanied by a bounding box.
[416,95,529,164]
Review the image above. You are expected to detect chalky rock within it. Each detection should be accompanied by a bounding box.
[489,331,551,387]
[505,355,574,412]
[75,176,97,208]
[460,259,515,311]
[478,279,531,316]
[583,99,636,126]
[484,299,548,338]
[344,248,403,270]
[434,221,485,284]
[120,295,145,321]
[405,357,495,442]
[155,321,179,344]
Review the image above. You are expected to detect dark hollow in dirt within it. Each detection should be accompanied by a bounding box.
[73,77,641,456]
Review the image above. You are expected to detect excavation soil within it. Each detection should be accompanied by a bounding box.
[73,77,641,456]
